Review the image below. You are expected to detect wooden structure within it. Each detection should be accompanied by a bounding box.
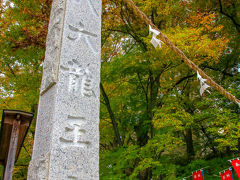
[0,110,33,180]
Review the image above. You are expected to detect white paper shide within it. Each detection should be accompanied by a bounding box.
[197,71,210,96]
[149,25,163,48]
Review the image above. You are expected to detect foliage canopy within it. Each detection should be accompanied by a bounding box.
[0,0,239,179]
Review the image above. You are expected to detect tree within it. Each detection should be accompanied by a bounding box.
[0,0,51,178]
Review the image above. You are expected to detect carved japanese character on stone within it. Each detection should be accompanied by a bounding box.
[59,115,91,148]
[67,21,98,53]
[61,59,95,97]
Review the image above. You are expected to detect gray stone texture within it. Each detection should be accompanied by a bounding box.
[28,0,101,179]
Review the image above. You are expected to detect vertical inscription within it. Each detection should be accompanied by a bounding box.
[59,115,91,148]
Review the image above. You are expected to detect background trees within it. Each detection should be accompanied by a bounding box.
[0,0,239,179]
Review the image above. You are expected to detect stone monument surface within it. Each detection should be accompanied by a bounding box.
[28,0,101,179]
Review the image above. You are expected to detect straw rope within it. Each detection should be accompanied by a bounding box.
[123,0,240,106]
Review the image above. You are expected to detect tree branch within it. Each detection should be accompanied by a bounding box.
[218,0,240,34]
[137,72,148,104]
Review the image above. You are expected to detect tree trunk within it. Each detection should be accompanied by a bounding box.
[185,128,194,160]
[201,126,217,156]
[100,83,123,146]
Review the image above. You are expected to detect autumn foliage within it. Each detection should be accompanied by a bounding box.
[0,0,240,179]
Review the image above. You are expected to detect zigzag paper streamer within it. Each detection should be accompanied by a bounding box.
[197,71,211,96]
[149,25,160,36]
[149,25,162,48]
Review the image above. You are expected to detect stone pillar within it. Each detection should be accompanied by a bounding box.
[28,0,101,179]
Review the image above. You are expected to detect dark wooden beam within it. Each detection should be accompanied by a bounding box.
[0,110,33,179]
[3,115,21,180]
